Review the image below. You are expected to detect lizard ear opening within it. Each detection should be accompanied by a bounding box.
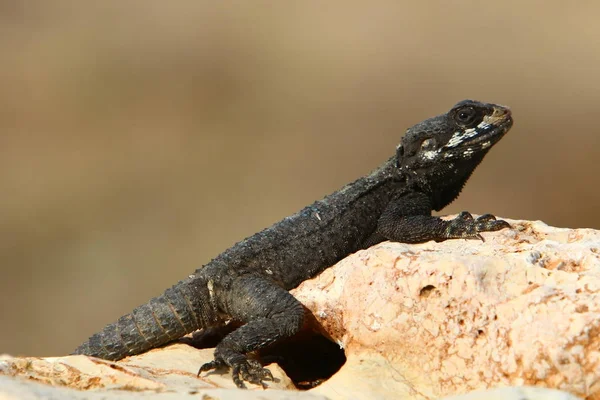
[396,144,404,167]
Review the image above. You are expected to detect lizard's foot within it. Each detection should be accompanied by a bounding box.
[444,212,511,241]
[233,359,273,389]
[474,213,511,232]
[198,355,273,389]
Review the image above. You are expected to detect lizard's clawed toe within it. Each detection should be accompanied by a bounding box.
[197,359,225,377]
[475,215,511,232]
[456,211,475,221]
[444,213,510,241]
[198,355,272,389]
[475,214,496,223]
[232,359,272,389]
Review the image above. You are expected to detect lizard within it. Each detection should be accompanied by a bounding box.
[74,99,513,388]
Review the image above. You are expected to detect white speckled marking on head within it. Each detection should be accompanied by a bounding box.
[477,121,490,130]
[422,149,440,160]
[445,127,480,148]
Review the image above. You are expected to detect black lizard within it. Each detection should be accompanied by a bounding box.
[74,100,513,388]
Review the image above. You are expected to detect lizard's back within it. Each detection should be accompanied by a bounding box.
[203,156,398,290]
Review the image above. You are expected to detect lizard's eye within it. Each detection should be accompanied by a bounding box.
[420,138,436,151]
[454,107,477,125]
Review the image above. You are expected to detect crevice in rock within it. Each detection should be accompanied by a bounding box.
[260,329,346,390]
[419,284,437,297]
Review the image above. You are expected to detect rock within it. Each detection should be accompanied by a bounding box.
[440,386,580,400]
[0,347,325,399]
[295,219,600,399]
[1,219,599,399]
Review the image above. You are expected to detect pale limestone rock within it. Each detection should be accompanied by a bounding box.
[1,219,598,400]
[296,219,600,399]
[440,386,580,400]
[0,346,325,399]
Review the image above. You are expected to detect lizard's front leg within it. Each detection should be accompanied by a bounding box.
[373,191,510,244]
[198,274,304,389]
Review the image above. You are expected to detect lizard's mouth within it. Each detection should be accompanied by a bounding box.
[469,111,513,148]
[451,107,513,150]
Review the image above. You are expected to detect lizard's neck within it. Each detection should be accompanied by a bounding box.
[400,153,487,211]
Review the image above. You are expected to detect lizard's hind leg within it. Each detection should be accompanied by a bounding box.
[198,274,305,389]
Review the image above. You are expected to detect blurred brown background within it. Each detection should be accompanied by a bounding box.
[1,1,599,357]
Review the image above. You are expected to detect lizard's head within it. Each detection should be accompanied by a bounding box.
[396,100,513,208]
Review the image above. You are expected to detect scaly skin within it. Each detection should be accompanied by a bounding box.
[74,100,513,388]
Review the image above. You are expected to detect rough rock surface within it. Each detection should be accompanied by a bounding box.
[1,219,599,400]
[0,346,320,399]
[442,386,579,400]
[298,219,600,400]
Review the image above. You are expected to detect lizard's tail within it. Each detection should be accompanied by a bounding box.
[73,276,215,361]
